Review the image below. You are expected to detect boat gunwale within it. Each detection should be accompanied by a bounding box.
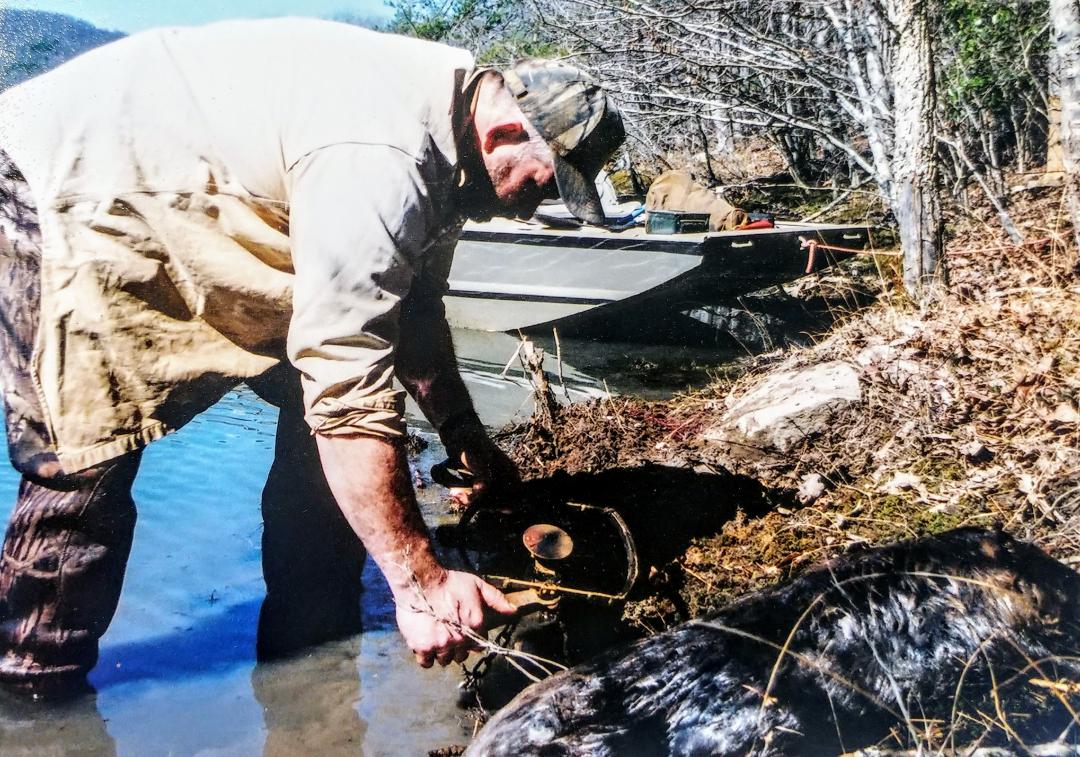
[457,220,872,255]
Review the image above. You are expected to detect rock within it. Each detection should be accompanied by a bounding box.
[704,361,862,456]
[959,441,993,464]
[854,344,895,367]
[1052,402,1080,424]
[797,473,826,504]
[856,344,926,387]
[882,471,922,495]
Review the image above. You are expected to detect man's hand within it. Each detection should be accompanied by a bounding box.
[393,289,519,504]
[398,570,517,667]
[440,413,520,506]
[316,433,519,669]
[316,434,511,666]
[453,433,520,505]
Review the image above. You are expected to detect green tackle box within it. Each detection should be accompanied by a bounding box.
[645,210,711,234]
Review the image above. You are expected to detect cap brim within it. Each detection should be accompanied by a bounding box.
[553,153,605,226]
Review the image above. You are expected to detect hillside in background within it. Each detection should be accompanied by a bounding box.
[0,7,123,91]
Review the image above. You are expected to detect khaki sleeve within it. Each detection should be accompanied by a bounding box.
[417,225,461,295]
[287,143,438,439]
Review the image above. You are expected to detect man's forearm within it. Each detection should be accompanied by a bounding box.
[395,286,518,501]
[315,430,518,666]
[315,433,444,597]
[396,289,478,433]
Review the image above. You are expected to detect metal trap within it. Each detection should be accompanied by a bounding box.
[456,500,639,612]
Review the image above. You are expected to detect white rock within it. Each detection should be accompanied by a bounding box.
[1053,402,1080,423]
[882,471,921,494]
[797,473,826,504]
[704,361,862,454]
[854,344,895,367]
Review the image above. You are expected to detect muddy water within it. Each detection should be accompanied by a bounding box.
[0,329,737,756]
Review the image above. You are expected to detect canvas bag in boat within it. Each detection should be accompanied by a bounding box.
[645,171,748,231]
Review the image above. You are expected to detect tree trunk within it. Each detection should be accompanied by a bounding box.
[890,0,944,300]
[1052,0,1080,252]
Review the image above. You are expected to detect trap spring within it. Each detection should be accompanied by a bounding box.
[457,500,639,605]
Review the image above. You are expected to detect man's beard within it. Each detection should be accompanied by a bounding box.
[455,165,500,222]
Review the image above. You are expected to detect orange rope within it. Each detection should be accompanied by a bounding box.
[799,236,899,274]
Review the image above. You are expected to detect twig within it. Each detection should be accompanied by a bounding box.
[500,338,525,378]
[553,327,570,402]
[400,569,567,683]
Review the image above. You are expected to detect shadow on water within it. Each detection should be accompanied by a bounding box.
[92,562,401,691]
[90,599,261,688]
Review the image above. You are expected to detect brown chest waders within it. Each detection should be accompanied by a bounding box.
[0,149,143,697]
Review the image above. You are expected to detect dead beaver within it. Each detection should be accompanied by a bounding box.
[466,528,1080,756]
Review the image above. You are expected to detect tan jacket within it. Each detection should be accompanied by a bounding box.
[0,19,473,472]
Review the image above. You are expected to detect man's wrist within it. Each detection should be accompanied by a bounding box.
[437,409,485,455]
[384,540,448,599]
[399,560,449,599]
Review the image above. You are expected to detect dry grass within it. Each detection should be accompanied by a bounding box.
[675,184,1080,608]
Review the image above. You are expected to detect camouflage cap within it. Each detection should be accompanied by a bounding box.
[502,60,625,225]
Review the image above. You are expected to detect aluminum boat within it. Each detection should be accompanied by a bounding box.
[444,215,872,335]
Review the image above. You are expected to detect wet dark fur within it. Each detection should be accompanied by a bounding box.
[466,529,1080,756]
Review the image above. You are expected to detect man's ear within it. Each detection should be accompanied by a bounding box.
[482,121,529,153]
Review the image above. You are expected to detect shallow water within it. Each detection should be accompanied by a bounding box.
[0,329,738,756]
[0,389,474,756]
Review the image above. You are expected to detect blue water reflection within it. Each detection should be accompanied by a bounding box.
[95,390,274,684]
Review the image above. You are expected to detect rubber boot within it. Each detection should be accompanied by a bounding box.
[0,454,140,699]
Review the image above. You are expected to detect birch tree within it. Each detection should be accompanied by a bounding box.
[536,0,946,299]
[1052,0,1080,251]
[890,0,944,297]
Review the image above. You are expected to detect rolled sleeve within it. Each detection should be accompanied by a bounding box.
[287,143,437,439]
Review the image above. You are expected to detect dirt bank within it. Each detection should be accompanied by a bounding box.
[500,183,1080,631]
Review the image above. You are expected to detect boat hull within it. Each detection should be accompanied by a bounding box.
[445,221,871,334]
